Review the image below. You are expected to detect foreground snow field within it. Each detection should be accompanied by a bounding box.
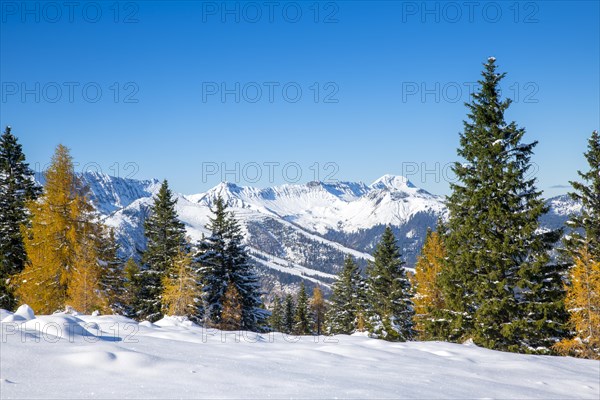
[1,306,598,399]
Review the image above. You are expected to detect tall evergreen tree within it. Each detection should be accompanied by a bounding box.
[269,296,284,332]
[99,229,127,314]
[138,180,186,321]
[326,255,365,334]
[294,282,311,335]
[565,130,600,257]
[122,257,141,317]
[282,294,295,334]
[196,196,266,331]
[514,229,569,353]
[196,197,228,326]
[224,213,266,331]
[365,226,414,341]
[442,58,564,352]
[16,145,109,313]
[0,126,40,309]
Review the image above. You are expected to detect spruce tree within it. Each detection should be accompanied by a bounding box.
[138,180,186,322]
[196,197,229,326]
[225,214,266,331]
[283,294,295,334]
[99,229,127,314]
[326,255,365,334]
[565,130,600,257]
[413,228,448,340]
[442,57,564,352]
[294,282,311,335]
[269,296,284,332]
[122,257,141,317]
[514,229,569,353]
[196,196,266,331]
[365,226,414,341]
[0,126,40,309]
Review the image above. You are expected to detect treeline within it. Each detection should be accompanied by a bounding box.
[0,137,266,331]
[0,58,598,360]
[269,227,414,340]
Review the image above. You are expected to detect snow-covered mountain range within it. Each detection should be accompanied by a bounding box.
[37,172,578,295]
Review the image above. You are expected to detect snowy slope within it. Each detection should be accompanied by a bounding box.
[1,307,598,399]
[541,194,581,231]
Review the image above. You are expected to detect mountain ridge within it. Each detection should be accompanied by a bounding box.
[33,172,577,295]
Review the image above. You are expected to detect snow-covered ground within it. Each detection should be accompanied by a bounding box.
[1,306,598,399]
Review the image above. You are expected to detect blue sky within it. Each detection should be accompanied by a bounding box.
[1,0,598,197]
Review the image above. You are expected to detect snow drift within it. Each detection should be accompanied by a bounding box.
[1,307,598,399]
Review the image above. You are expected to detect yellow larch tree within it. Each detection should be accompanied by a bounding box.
[67,221,107,314]
[310,286,326,335]
[412,229,447,340]
[161,248,201,319]
[15,144,109,314]
[554,245,600,359]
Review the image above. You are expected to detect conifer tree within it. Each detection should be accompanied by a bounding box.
[225,214,266,331]
[99,229,127,314]
[326,255,365,334]
[413,228,448,340]
[442,58,563,351]
[220,284,243,330]
[565,130,600,257]
[16,145,108,314]
[162,248,202,320]
[196,197,228,326]
[122,257,141,317]
[294,282,311,335]
[283,294,295,334]
[269,296,284,332]
[311,286,326,335]
[514,229,569,353]
[0,126,40,309]
[554,244,600,359]
[365,226,414,341]
[196,196,266,331]
[138,180,186,321]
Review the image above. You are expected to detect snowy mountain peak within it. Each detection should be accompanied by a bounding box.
[210,181,243,196]
[35,171,161,215]
[370,174,416,191]
[186,181,255,210]
[32,172,574,291]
